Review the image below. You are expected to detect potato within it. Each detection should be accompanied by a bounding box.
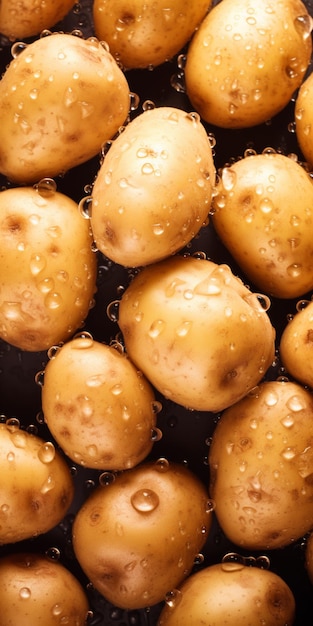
[295,71,313,168]
[0,421,74,544]
[72,459,212,609]
[157,561,295,626]
[280,300,313,389]
[305,531,313,585]
[184,0,312,128]
[0,32,130,184]
[0,184,97,352]
[90,106,216,267]
[41,333,158,470]
[117,255,275,412]
[0,0,76,41]
[0,552,89,626]
[212,152,313,299]
[209,379,313,550]
[93,0,212,70]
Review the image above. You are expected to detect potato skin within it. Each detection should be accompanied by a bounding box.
[41,335,157,470]
[0,423,74,544]
[0,552,89,626]
[209,380,313,550]
[90,106,216,267]
[118,255,275,412]
[185,0,312,128]
[93,0,212,70]
[0,33,130,184]
[0,185,97,352]
[212,152,313,299]
[157,562,295,626]
[295,71,313,168]
[280,301,313,388]
[72,460,212,609]
[0,0,76,41]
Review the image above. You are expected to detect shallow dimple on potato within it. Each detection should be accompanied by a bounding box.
[209,379,313,550]
[184,0,312,128]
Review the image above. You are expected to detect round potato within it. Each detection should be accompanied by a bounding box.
[212,152,313,299]
[157,561,295,626]
[41,334,158,470]
[0,552,89,626]
[0,421,74,544]
[93,0,212,70]
[0,32,130,184]
[280,300,313,388]
[90,106,216,267]
[72,459,212,609]
[0,0,76,41]
[295,71,313,168]
[0,184,97,352]
[117,255,275,412]
[209,379,313,550]
[184,0,312,128]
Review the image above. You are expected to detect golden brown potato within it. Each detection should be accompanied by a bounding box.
[0,0,76,41]
[41,334,158,470]
[117,255,275,412]
[157,562,295,626]
[280,300,313,388]
[0,422,74,544]
[72,459,212,609]
[0,552,90,626]
[295,71,313,168]
[184,0,312,128]
[212,152,313,299]
[0,184,97,352]
[209,379,313,550]
[0,33,130,184]
[90,106,216,267]
[93,0,212,70]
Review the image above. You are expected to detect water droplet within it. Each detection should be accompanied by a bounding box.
[151,400,162,414]
[148,319,165,338]
[286,395,306,412]
[294,14,313,39]
[79,195,93,219]
[107,299,120,322]
[131,488,160,513]
[19,587,31,599]
[154,457,169,472]
[281,414,295,428]
[40,475,55,494]
[99,471,116,486]
[35,370,45,386]
[151,427,163,442]
[165,589,182,609]
[35,177,57,198]
[38,441,55,463]
[221,166,236,191]
[281,447,296,461]
[45,292,62,310]
[30,253,46,276]
[45,546,61,561]
[11,41,28,57]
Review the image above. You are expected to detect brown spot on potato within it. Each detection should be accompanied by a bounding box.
[306,329,313,344]
[3,215,25,234]
[120,12,135,26]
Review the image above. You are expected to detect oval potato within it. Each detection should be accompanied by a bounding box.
[209,379,313,550]
[184,0,312,128]
[118,255,275,412]
[212,152,313,299]
[0,185,97,352]
[90,106,216,267]
[72,460,212,609]
[280,300,313,388]
[0,33,130,184]
[0,552,89,626]
[93,0,212,70]
[0,422,74,544]
[41,334,158,470]
[157,562,295,626]
[0,0,76,41]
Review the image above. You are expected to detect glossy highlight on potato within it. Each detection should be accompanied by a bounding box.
[72,459,212,609]
[117,255,275,412]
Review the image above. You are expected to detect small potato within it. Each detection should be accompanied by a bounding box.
[184,0,312,128]
[157,562,295,626]
[295,71,313,168]
[0,421,74,544]
[117,255,275,412]
[93,0,212,70]
[0,184,97,352]
[90,106,216,267]
[0,33,130,184]
[280,300,313,389]
[212,152,313,299]
[0,0,76,41]
[72,459,212,609]
[0,552,90,626]
[41,333,158,470]
[209,379,313,550]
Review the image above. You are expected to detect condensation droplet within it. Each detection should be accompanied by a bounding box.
[38,441,55,463]
[131,488,160,513]
[165,589,182,609]
[19,587,31,599]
